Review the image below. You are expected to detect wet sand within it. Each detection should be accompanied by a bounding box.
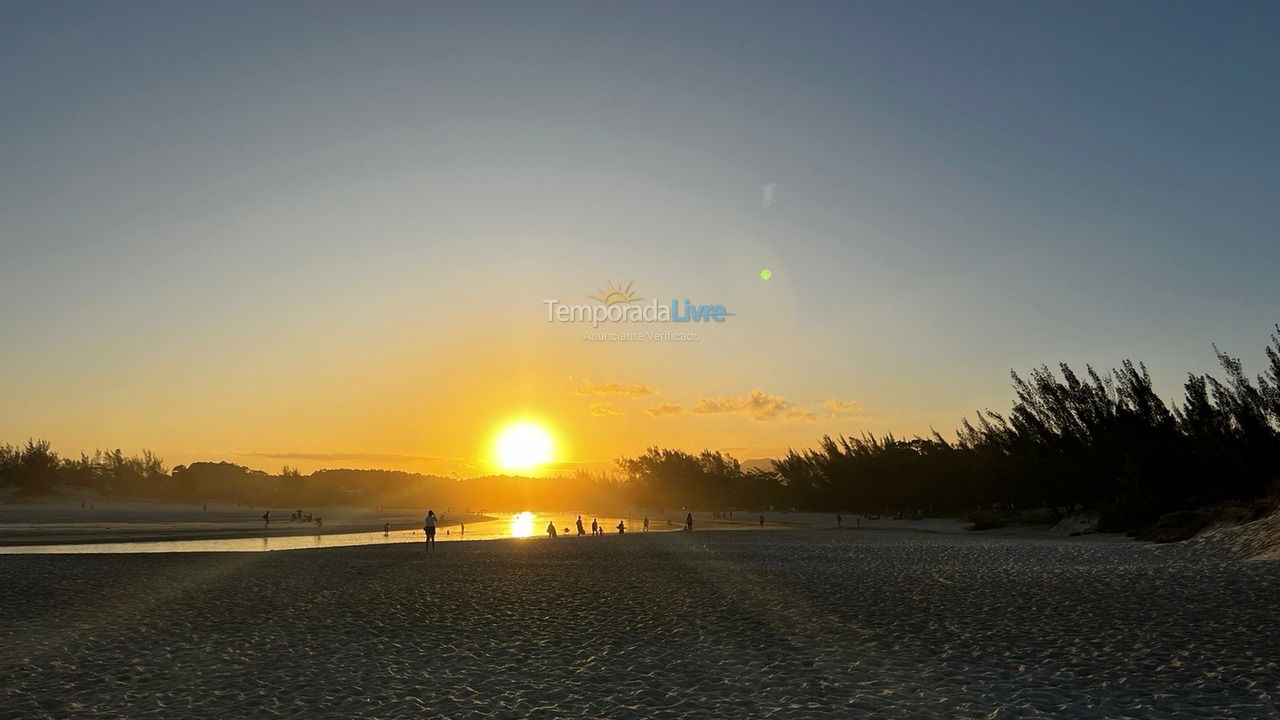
[2,530,1277,718]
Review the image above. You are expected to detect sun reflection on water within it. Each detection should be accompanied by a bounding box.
[511,511,535,538]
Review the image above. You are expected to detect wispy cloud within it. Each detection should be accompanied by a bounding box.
[824,398,862,417]
[646,402,685,418]
[650,389,816,421]
[572,379,658,398]
[590,402,622,417]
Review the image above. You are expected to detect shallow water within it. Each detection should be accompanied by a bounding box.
[0,512,661,554]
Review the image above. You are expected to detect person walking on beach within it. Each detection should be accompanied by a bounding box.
[383,522,390,536]
[643,516,649,532]
[576,515,586,537]
[837,514,843,527]
[423,510,438,550]
[262,511,270,527]
[546,521,558,538]
[617,519,626,534]
[591,517,599,536]
[759,514,764,528]
[685,512,694,532]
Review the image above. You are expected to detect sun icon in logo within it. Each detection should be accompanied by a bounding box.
[590,280,642,305]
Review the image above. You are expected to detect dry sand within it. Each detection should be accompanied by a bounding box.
[2,530,1277,718]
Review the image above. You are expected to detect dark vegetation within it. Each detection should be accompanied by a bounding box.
[4,328,1280,535]
[0,447,623,514]
[617,328,1280,535]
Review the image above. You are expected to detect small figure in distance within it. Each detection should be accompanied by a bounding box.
[384,522,390,536]
[643,516,649,533]
[617,519,625,534]
[837,514,843,528]
[576,515,586,537]
[685,512,694,532]
[316,516,323,528]
[423,509,437,550]
[546,521,558,538]
[591,517,599,536]
[460,523,465,536]
[759,514,764,528]
[563,527,570,535]
[262,511,270,527]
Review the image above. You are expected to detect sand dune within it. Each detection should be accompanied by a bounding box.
[2,530,1277,718]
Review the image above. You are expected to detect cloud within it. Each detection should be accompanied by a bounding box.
[646,402,685,418]
[824,398,862,417]
[590,402,622,417]
[691,388,815,421]
[573,379,658,398]
[653,389,816,421]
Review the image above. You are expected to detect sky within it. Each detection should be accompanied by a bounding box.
[2,1,1278,475]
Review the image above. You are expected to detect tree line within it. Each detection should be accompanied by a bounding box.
[616,328,1280,531]
[4,327,1279,533]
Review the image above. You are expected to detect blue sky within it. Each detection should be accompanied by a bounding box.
[2,1,1278,470]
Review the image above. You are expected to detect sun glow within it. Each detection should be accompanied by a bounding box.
[511,511,535,538]
[494,421,555,473]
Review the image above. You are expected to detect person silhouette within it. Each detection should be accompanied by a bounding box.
[759,514,764,528]
[576,515,586,537]
[685,512,694,532]
[262,511,270,527]
[643,516,649,532]
[591,518,599,536]
[383,522,390,536]
[837,514,843,527]
[617,519,625,534]
[546,521,558,538]
[423,510,437,550]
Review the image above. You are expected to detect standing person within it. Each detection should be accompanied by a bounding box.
[837,514,843,527]
[643,516,649,532]
[759,514,764,528]
[546,521,558,538]
[423,510,438,550]
[617,519,625,534]
[383,522,390,536]
[576,515,586,537]
[460,523,465,536]
[685,512,694,532]
[591,517,599,536]
[262,511,270,527]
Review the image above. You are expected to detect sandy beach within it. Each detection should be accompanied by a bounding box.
[2,529,1277,718]
[0,498,488,546]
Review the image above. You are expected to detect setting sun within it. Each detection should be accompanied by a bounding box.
[494,422,555,473]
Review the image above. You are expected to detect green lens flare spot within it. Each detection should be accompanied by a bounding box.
[759,269,773,280]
